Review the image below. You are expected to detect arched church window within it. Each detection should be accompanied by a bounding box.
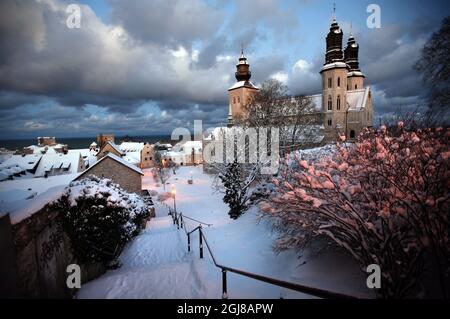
[328,119,332,126]
[328,78,332,88]
[337,95,341,110]
[327,95,332,110]
[337,77,341,87]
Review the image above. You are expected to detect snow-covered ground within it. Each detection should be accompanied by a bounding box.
[78,164,373,299]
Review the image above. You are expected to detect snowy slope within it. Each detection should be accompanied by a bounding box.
[78,165,374,299]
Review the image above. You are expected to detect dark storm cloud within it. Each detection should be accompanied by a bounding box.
[108,0,223,47]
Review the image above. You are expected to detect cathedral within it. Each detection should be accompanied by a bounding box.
[227,16,374,141]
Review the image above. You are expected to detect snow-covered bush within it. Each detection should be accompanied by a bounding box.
[52,176,150,267]
[261,124,450,298]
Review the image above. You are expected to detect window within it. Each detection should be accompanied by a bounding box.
[337,77,341,87]
[355,84,358,90]
[350,130,356,139]
[328,78,332,88]
[149,157,152,161]
[327,95,332,111]
[144,157,147,161]
[328,119,332,126]
[337,95,341,110]
[237,97,241,103]
[233,97,236,104]
[347,84,349,90]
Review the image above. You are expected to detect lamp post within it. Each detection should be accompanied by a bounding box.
[171,184,177,213]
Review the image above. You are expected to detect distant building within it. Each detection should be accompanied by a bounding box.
[22,137,68,155]
[169,140,203,166]
[34,152,85,178]
[119,142,156,169]
[97,141,124,160]
[75,153,144,194]
[96,134,115,150]
[227,16,374,142]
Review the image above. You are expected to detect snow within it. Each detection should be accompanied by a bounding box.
[348,71,365,77]
[81,153,143,176]
[320,62,348,72]
[0,154,42,171]
[228,81,258,91]
[172,140,203,155]
[68,149,97,168]
[78,163,373,299]
[105,141,124,155]
[0,173,80,223]
[34,152,81,177]
[119,142,145,152]
[347,86,370,111]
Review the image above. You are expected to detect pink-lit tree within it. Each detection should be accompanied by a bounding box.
[261,124,450,298]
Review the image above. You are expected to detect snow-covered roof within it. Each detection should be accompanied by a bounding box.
[0,154,42,171]
[320,62,348,72]
[105,141,124,155]
[123,152,141,165]
[120,142,146,153]
[228,81,259,91]
[24,144,66,154]
[90,141,97,147]
[34,152,82,177]
[347,71,365,77]
[0,173,80,222]
[346,87,370,111]
[68,149,97,168]
[79,152,143,177]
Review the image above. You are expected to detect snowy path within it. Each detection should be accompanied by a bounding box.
[77,209,218,299]
[78,165,374,299]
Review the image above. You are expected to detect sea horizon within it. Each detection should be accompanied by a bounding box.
[0,134,178,151]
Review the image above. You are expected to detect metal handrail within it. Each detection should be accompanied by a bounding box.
[168,210,357,299]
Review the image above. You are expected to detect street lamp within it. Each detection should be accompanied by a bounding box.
[171,184,177,213]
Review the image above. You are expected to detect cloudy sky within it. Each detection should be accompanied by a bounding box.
[0,0,449,139]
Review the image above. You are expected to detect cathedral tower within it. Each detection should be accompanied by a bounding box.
[345,32,365,90]
[228,48,259,125]
[320,15,348,133]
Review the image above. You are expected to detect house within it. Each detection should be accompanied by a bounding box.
[68,149,98,169]
[170,140,203,165]
[0,154,42,181]
[22,137,68,155]
[34,152,85,178]
[74,153,144,194]
[119,142,155,169]
[96,141,124,160]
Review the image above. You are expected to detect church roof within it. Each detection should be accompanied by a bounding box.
[346,87,370,111]
[307,86,371,112]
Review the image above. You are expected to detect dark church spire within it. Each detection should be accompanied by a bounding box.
[235,46,252,82]
[325,5,344,64]
[344,31,361,72]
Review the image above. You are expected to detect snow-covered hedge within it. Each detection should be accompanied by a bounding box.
[52,176,151,267]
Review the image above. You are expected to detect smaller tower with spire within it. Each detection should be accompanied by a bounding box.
[344,29,365,90]
[228,47,259,123]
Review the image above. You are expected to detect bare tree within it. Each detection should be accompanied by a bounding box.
[236,79,321,156]
[415,16,450,115]
[153,151,171,190]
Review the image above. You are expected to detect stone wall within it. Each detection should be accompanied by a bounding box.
[1,205,105,298]
[76,156,142,194]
